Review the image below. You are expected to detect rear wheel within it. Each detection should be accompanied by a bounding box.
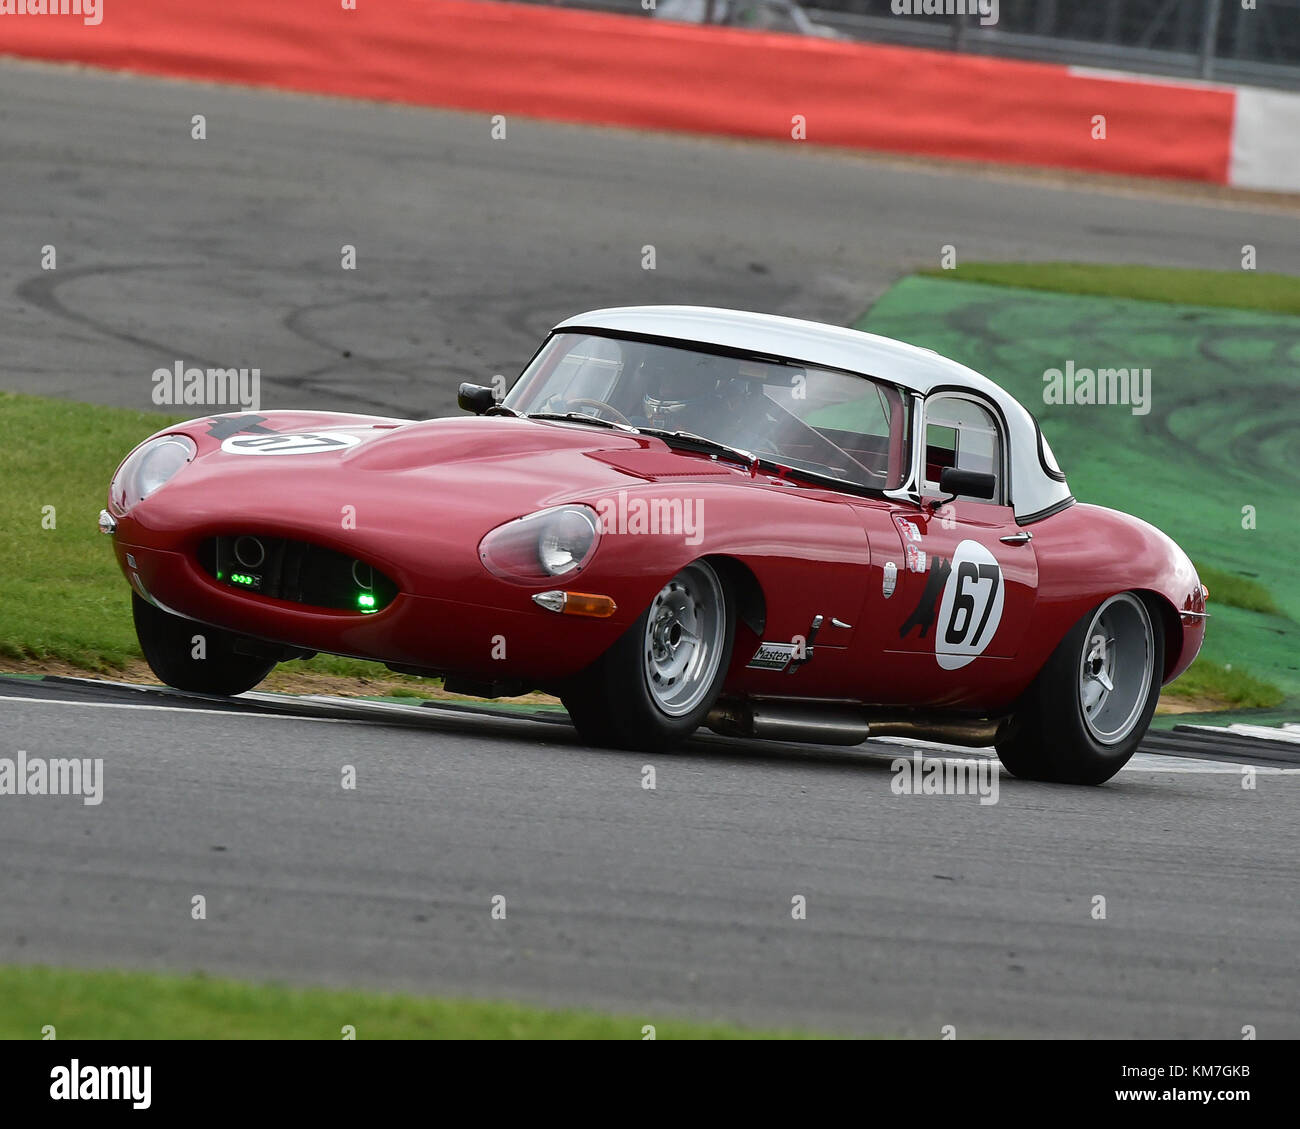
[561,560,734,752]
[133,593,275,696]
[996,592,1163,785]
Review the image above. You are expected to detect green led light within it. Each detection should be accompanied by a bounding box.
[357,593,376,609]
[231,573,255,586]
[217,571,224,580]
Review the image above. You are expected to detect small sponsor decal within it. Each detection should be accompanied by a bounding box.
[882,561,897,599]
[748,642,798,672]
[893,515,922,543]
[905,543,927,574]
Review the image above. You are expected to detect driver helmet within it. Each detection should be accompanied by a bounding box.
[641,356,720,429]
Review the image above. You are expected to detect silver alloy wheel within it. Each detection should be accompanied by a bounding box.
[642,561,726,718]
[1078,593,1155,746]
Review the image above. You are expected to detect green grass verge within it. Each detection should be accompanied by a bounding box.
[1164,658,1283,709]
[1167,564,1284,707]
[0,392,183,670]
[0,966,817,1040]
[860,267,1300,712]
[0,391,437,688]
[918,262,1300,316]
[1191,563,1279,616]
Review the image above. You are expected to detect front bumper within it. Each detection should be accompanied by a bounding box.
[114,540,624,683]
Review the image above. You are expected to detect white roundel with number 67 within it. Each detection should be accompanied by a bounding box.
[221,432,361,456]
[935,539,1005,670]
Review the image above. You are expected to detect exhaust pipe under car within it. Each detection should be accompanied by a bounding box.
[706,699,1014,749]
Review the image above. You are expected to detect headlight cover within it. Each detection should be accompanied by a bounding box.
[479,505,600,583]
[110,435,197,512]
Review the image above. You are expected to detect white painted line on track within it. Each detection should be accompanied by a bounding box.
[241,691,540,724]
[1,692,548,729]
[1183,723,1300,745]
[1123,763,1300,775]
[5,691,1296,771]
[873,736,1298,775]
[0,694,371,723]
[1126,750,1275,773]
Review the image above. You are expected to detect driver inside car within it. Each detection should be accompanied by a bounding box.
[635,353,772,446]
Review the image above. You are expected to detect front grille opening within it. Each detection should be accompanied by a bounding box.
[198,536,398,614]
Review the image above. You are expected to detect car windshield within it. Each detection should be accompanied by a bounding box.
[503,332,913,491]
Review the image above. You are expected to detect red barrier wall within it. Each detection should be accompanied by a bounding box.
[0,0,1235,184]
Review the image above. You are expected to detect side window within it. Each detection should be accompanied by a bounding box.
[922,396,1003,503]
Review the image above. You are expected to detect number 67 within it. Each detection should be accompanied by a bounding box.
[945,562,1000,647]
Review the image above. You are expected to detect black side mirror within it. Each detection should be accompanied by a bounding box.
[938,466,996,502]
[457,383,498,416]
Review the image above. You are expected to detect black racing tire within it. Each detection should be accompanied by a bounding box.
[561,560,735,753]
[133,593,275,696]
[996,592,1164,786]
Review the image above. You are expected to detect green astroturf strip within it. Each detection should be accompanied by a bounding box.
[857,276,1299,708]
[918,263,1300,317]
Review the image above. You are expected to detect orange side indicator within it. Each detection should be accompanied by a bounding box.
[562,592,617,618]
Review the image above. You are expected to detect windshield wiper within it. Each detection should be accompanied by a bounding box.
[636,428,763,470]
[484,404,520,417]
[637,428,877,495]
[525,412,637,432]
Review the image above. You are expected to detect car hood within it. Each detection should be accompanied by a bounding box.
[145,413,751,540]
[117,411,853,607]
[338,415,741,504]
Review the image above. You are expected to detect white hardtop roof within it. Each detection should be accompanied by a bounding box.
[553,305,1072,521]
[558,305,996,396]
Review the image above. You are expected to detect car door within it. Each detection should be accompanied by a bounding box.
[882,392,1038,670]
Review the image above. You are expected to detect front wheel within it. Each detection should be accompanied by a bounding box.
[561,560,735,753]
[133,593,275,696]
[996,592,1163,785]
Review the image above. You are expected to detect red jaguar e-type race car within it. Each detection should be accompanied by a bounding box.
[101,307,1207,783]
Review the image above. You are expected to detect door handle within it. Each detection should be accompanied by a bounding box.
[1000,531,1033,544]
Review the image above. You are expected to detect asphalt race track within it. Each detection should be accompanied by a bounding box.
[5,59,1300,420]
[2,675,1298,1038]
[3,59,1299,1037]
